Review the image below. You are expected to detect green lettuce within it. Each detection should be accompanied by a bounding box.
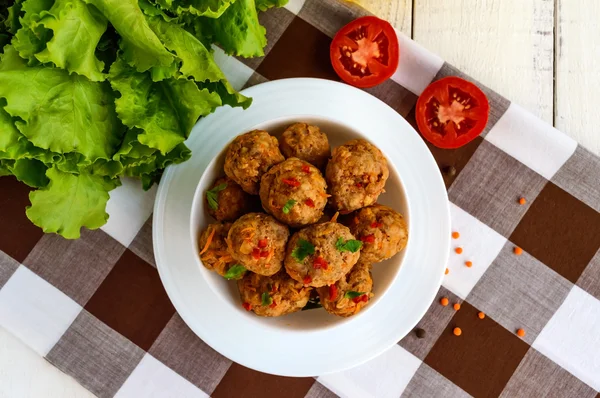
[26,167,120,239]
[35,0,108,81]
[7,158,49,187]
[109,58,221,154]
[0,0,286,239]
[172,0,235,18]
[255,0,287,11]
[0,46,124,161]
[83,0,176,76]
[210,0,265,57]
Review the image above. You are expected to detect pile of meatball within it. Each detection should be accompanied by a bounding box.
[198,123,408,318]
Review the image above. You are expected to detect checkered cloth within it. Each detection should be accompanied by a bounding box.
[1,0,600,397]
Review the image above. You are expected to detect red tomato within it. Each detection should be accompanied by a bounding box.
[258,238,268,248]
[282,178,300,187]
[313,256,329,270]
[329,284,338,301]
[361,234,375,244]
[416,77,490,149]
[330,16,399,88]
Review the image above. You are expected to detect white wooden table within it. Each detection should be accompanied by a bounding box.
[1,1,599,396]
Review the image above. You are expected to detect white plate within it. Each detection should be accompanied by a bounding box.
[153,78,450,377]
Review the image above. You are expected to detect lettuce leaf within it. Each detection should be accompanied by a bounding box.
[109,58,221,154]
[11,0,53,62]
[210,0,265,57]
[147,15,224,82]
[26,167,120,239]
[255,0,287,11]
[172,0,235,18]
[113,128,158,161]
[7,158,49,187]
[35,0,108,81]
[0,46,123,161]
[5,0,23,34]
[0,103,24,159]
[83,0,176,76]
[146,16,251,108]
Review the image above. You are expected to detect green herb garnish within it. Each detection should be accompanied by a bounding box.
[206,183,227,210]
[223,264,246,280]
[291,239,315,262]
[335,237,363,253]
[261,292,273,306]
[344,291,366,299]
[282,199,297,214]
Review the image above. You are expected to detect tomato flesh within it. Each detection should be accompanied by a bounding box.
[416,77,490,149]
[330,16,399,88]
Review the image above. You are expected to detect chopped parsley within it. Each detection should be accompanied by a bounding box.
[335,237,363,253]
[223,264,247,280]
[282,199,297,214]
[344,291,366,299]
[206,183,227,210]
[291,239,315,262]
[261,292,273,306]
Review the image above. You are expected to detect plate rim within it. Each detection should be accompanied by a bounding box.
[153,77,451,377]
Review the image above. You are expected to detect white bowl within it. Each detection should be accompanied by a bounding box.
[190,116,410,328]
[153,78,450,376]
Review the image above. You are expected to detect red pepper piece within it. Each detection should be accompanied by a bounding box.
[303,275,312,285]
[260,250,270,258]
[305,198,315,208]
[301,165,311,174]
[282,178,301,187]
[258,238,268,248]
[370,221,382,228]
[329,284,338,301]
[269,301,277,309]
[352,294,369,304]
[252,248,261,259]
[355,182,363,188]
[313,256,328,270]
[242,302,252,311]
[361,234,375,244]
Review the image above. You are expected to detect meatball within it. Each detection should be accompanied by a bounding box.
[205,176,254,221]
[227,213,289,276]
[198,222,242,278]
[259,158,328,228]
[238,271,311,317]
[279,123,331,169]
[347,204,408,264]
[224,130,285,194]
[325,139,389,213]
[317,261,373,317]
[284,222,360,287]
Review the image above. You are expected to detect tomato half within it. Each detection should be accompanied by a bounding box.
[415,77,490,149]
[330,16,399,88]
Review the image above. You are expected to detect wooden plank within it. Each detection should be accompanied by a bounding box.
[412,0,555,124]
[555,0,600,155]
[355,0,412,36]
